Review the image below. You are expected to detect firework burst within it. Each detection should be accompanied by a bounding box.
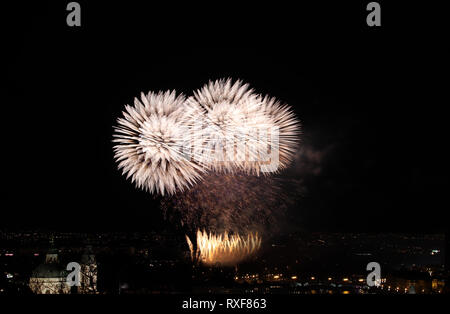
[186,78,301,175]
[259,95,301,171]
[186,79,275,175]
[186,229,261,266]
[113,90,205,196]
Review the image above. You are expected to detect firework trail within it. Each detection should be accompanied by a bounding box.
[113,90,205,196]
[161,172,295,236]
[186,230,262,266]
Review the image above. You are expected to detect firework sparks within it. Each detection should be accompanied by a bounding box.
[112,80,300,203]
[186,78,301,175]
[186,229,261,266]
[113,90,205,196]
[186,79,270,174]
[161,172,294,235]
[259,95,301,172]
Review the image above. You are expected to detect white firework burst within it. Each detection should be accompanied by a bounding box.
[186,78,275,175]
[113,90,205,196]
[186,78,300,174]
[259,95,301,171]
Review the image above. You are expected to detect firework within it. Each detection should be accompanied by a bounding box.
[259,95,301,172]
[113,90,205,196]
[161,172,295,236]
[112,80,300,210]
[186,78,301,175]
[186,79,274,175]
[186,229,261,266]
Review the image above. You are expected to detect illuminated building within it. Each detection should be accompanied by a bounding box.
[79,245,98,294]
[28,238,70,294]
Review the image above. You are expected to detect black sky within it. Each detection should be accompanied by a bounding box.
[4,1,448,233]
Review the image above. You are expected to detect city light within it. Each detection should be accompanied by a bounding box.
[0,230,445,295]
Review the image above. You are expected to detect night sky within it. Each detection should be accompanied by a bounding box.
[5,2,448,233]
